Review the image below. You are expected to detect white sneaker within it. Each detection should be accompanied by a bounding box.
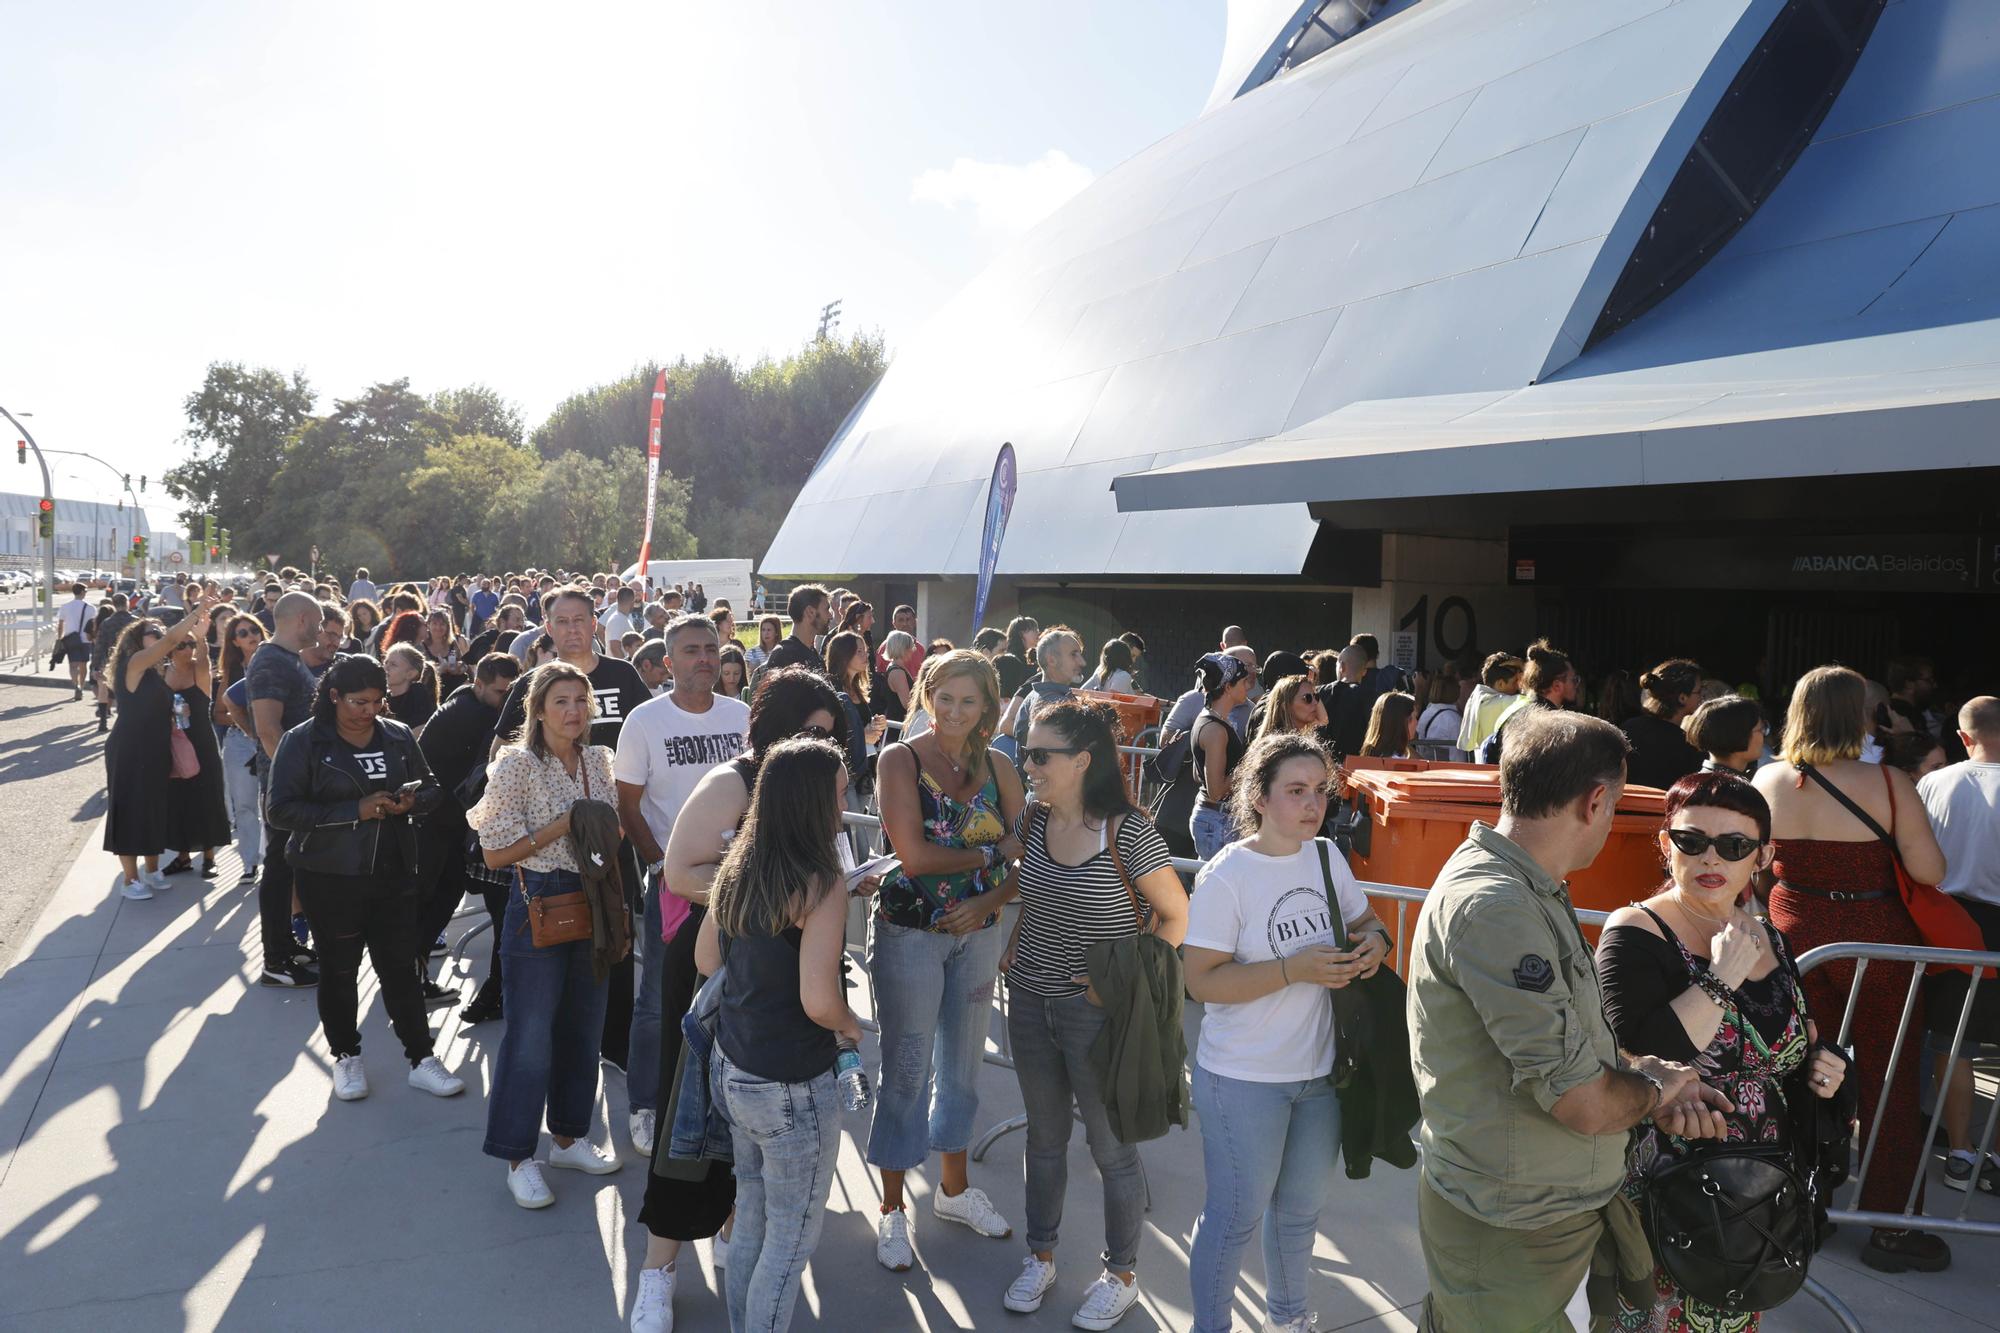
[507,1160,554,1209]
[630,1263,675,1333]
[142,868,172,891]
[711,1233,729,1270]
[629,1108,656,1156]
[407,1056,465,1097]
[332,1055,369,1101]
[1003,1255,1058,1313]
[876,1208,915,1271]
[933,1185,1012,1238]
[548,1138,622,1175]
[1262,1316,1319,1333]
[1072,1271,1139,1331]
[118,874,154,902]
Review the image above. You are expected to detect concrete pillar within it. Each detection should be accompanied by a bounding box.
[1349,534,1535,673]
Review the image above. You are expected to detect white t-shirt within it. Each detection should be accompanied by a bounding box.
[1186,838,1372,1083]
[57,599,94,637]
[1919,761,2000,907]
[613,690,750,855]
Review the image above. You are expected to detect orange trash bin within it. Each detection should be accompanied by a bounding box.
[1338,758,1668,971]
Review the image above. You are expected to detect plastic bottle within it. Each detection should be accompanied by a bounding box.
[835,1035,870,1112]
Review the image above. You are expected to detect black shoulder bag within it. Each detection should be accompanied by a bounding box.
[1639,934,1818,1316]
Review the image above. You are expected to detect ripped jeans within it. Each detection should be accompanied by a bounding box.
[864,917,1008,1170]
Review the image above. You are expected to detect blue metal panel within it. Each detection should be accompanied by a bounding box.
[763,0,1805,578]
[1814,0,2000,139]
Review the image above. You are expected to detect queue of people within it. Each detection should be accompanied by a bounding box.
[76,563,2000,1332]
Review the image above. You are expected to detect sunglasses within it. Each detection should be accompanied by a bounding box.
[1022,745,1085,766]
[234,628,261,639]
[1665,827,1765,862]
[796,724,832,740]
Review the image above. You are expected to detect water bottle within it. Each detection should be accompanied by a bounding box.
[835,1036,870,1112]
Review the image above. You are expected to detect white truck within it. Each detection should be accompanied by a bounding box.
[618,557,755,612]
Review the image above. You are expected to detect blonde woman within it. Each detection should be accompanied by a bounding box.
[868,650,1026,1272]
[1256,674,1326,740]
[469,662,624,1209]
[1755,666,1951,1274]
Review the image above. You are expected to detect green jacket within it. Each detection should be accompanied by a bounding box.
[1407,822,1626,1230]
[1084,933,1190,1144]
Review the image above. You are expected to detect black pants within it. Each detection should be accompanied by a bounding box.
[414,818,468,978]
[261,822,298,969]
[295,869,433,1064]
[639,902,736,1240]
[475,882,508,998]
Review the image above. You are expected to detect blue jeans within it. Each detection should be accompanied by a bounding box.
[221,729,263,871]
[865,917,1006,1170]
[717,1054,840,1333]
[482,869,611,1161]
[1188,1063,1342,1333]
[627,876,666,1114]
[1191,804,1234,860]
[1009,991,1144,1270]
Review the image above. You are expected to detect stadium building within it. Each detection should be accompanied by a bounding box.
[763,0,2000,691]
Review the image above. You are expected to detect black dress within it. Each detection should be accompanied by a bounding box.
[164,683,234,852]
[104,669,174,856]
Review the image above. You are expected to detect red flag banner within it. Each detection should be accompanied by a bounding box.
[635,369,667,583]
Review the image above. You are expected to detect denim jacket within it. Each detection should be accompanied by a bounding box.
[661,969,733,1173]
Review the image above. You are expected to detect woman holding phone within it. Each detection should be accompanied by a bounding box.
[266,653,462,1105]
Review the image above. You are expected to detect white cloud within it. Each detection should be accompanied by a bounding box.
[911,149,1095,232]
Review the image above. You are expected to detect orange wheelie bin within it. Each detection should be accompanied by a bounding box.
[1337,758,1668,973]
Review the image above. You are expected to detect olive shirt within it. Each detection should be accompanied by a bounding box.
[1406,821,1624,1231]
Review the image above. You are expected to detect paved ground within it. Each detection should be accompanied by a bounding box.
[0,687,105,974]
[2,808,1998,1329]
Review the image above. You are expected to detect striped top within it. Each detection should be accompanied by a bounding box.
[1009,807,1174,998]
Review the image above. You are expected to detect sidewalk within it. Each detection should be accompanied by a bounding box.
[0,829,1993,1331]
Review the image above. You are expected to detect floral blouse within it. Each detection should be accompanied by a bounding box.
[878,760,1009,931]
[467,743,616,874]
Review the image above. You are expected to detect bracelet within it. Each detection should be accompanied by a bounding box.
[526,828,537,850]
[1693,971,1736,1007]
[1279,955,1291,985]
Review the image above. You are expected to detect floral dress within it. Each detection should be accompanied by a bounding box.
[1605,908,1811,1333]
[876,751,1008,930]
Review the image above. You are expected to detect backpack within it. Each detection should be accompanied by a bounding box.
[1149,724,1192,785]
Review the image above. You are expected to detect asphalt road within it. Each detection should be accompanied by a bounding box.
[0,683,106,973]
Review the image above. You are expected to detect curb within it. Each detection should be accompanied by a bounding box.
[0,673,77,692]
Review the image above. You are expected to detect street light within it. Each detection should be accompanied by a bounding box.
[0,405,56,641]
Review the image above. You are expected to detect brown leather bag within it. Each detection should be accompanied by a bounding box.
[519,864,593,947]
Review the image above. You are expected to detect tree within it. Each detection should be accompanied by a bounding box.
[402,433,542,572]
[482,450,695,573]
[163,363,316,533]
[432,384,524,447]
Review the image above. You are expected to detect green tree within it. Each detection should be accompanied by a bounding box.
[482,450,695,573]
[163,362,316,535]
[403,433,542,572]
[432,384,524,447]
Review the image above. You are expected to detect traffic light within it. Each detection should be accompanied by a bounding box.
[139,475,147,492]
[14,440,23,465]
[203,514,216,550]
[189,521,204,565]
[218,528,231,560]
[37,497,53,538]
[209,545,220,560]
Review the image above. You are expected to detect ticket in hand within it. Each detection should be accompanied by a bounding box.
[846,854,900,893]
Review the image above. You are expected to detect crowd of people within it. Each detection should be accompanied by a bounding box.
[60,563,2000,1331]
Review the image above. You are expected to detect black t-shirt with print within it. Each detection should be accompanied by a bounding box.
[493,653,651,749]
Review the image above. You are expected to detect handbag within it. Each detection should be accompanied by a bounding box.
[518,864,593,947]
[1641,1141,1815,1313]
[1798,763,1981,974]
[169,724,200,780]
[513,756,596,947]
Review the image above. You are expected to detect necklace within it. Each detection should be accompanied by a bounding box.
[932,738,964,776]
[1671,890,1737,929]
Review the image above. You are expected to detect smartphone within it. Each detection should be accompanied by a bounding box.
[396,780,423,797]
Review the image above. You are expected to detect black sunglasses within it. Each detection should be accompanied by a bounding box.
[796,724,832,740]
[1666,827,1764,862]
[1022,745,1085,766]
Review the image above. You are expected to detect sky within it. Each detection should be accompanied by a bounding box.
[0,0,1222,528]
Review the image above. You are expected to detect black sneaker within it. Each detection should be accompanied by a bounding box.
[461,988,503,1025]
[428,935,449,957]
[1861,1228,1951,1273]
[260,960,320,989]
[421,980,458,1008]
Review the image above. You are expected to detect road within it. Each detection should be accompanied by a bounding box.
[0,683,106,973]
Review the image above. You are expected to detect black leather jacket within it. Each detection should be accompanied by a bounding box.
[267,717,442,877]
